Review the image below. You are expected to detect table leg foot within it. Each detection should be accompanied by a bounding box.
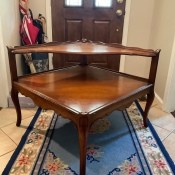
[143,91,154,127]
[11,88,22,126]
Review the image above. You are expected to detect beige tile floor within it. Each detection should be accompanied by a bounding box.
[0,101,175,173]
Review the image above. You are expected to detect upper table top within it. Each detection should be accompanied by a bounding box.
[10,39,158,57]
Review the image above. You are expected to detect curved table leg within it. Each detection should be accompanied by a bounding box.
[77,117,89,175]
[143,91,155,127]
[11,88,22,126]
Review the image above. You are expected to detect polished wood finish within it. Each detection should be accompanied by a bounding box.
[7,47,22,126]
[14,66,151,114]
[51,0,126,70]
[12,40,157,57]
[7,40,160,175]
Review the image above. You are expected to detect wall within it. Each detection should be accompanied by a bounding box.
[164,38,175,111]
[29,0,46,19]
[124,0,175,111]
[124,0,155,78]
[0,0,21,107]
[150,0,175,103]
[0,18,9,107]
[0,0,46,107]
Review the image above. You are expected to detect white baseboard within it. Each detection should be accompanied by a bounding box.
[155,92,163,108]
[8,96,35,108]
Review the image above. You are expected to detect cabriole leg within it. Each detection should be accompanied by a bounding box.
[78,117,89,175]
[143,91,154,127]
[11,87,22,126]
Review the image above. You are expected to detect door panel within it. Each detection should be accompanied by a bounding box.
[93,21,110,42]
[66,20,83,41]
[51,0,126,70]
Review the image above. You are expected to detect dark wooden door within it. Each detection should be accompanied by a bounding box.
[51,0,126,70]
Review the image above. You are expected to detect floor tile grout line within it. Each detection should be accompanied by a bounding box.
[0,150,15,158]
[0,121,17,129]
[169,129,175,136]
[0,128,18,146]
[152,123,174,133]
[162,132,174,142]
[162,127,175,142]
[151,124,172,142]
[0,114,35,129]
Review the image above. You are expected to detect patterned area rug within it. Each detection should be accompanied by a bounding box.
[3,102,175,175]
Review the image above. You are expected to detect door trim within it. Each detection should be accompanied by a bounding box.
[46,0,53,69]
[163,31,175,112]
[45,0,131,72]
[120,0,131,72]
[0,17,9,107]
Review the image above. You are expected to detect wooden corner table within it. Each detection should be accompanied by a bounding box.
[7,40,160,175]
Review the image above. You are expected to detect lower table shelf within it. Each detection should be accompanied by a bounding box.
[15,65,152,117]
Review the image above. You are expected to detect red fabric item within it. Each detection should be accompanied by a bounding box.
[20,16,39,45]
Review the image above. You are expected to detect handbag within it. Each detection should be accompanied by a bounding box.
[20,15,39,45]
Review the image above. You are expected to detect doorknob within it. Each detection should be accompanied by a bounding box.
[116,9,123,16]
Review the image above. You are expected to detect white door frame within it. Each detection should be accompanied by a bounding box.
[0,17,9,107]
[120,0,131,72]
[163,32,175,112]
[46,0,53,69]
